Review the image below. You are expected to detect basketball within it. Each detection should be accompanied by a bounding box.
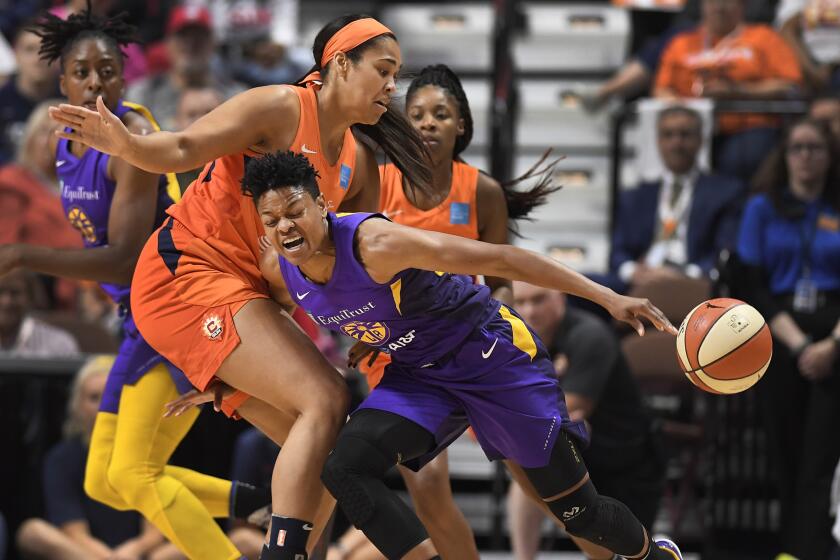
[675,298,773,395]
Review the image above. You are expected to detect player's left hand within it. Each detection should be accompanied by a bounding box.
[798,338,836,381]
[605,294,677,336]
[347,341,380,369]
[163,379,234,416]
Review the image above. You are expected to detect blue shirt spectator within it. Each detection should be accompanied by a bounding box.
[737,193,840,295]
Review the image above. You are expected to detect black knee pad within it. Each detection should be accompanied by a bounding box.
[552,487,646,556]
[321,434,394,528]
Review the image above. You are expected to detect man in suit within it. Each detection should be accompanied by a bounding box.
[602,105,745,294]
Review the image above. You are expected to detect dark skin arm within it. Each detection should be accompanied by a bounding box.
[49,86,300,173]
[0,113,161,285]
[475,172,513,306]
[358,218,677,336]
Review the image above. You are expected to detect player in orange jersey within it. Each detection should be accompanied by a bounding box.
[49,14,431,560]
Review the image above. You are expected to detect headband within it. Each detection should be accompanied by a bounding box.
[300,18,393,88]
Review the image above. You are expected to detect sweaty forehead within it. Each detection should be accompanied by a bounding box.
[67,37,120,63]
[259,186,309,209]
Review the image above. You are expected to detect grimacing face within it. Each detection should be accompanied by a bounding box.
[329,36,401,126]
[60,37,124,112]
[407,84,464,165]
[257,187,329,266]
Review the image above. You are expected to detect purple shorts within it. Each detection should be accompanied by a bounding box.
[99,314,193,414]
[356,307,589,469]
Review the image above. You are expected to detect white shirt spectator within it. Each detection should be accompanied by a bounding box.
[0,316,79,358]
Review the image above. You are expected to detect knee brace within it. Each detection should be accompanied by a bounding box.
[548,482,646,556]
[321,434,394,528]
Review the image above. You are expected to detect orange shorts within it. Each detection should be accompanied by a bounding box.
[131,218,269,417]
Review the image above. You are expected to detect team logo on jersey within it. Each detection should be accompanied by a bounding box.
[202,314,224,340]
[66,206,97,243]
[339,164,352,189]
[341,321,390,344]
[450,202,470,225]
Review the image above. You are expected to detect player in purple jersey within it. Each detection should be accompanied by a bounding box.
[171,151,685,560]
[0,7,266,560]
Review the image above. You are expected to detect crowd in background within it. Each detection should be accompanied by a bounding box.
[0,0,839,559]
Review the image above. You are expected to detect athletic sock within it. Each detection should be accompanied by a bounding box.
[258,515,312,560]
[230,480,272,520]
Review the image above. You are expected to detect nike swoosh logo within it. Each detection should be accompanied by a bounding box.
[56,160,66,167]
[301,144,317,154]
[302,523,314,531]
[296,291,310,300]
[383,209,403,219]
[481,338,498,359]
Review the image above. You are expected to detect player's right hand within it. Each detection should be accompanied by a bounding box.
[347,340,380,369]
[49,95,130,158]
[163,379,235,416]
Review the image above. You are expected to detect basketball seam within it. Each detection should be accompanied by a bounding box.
[698,347,773,381]
[688,321,768,374]
[688,302,743,370]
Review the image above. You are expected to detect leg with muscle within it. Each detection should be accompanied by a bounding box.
[322,409,441,559]
[106,365,241,559]
[399,450,478,560]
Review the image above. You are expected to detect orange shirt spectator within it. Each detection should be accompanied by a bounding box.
[655,24,803,133]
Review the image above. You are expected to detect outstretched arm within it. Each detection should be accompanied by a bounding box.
[49,86,299,174]
[359,219,677,336]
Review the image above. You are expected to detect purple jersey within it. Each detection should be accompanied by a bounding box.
[279,212,499,365]
[56,100,190,413]
[58,100,178,305]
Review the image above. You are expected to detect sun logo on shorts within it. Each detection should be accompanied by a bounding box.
[67,207,97,243]
[202,314,223,340]
[341,321,390,344]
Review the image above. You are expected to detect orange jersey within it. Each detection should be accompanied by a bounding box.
[654,24,803,134]
[378,160,479,239]
[362,160,481,388]
[132,85,357,415]
[166,85,358,288]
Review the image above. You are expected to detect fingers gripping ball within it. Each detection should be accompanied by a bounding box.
[676,298,772,394]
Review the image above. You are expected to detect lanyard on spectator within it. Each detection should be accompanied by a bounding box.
[793,206,819,313]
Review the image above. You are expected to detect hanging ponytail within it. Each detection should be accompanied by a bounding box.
[302,14,432,195]
[407,64,562,228]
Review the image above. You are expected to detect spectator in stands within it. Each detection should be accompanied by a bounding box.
[0,99,81,309]
[0,270,78,357]
[16,356,168,560]
[0,100,80,249]
[598,105,744,295]
[0,25,58,165]
[173,86,223,189]
[654,0,803,182]
[737,117,840,560]
[508,281,664,560]
[777,0,840,95]
[126,5,244,131]
[202,0,307,87]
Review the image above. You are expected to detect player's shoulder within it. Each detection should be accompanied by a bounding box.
[475,169,503,201]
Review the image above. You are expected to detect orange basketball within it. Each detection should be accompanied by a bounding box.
[675,298,772,394]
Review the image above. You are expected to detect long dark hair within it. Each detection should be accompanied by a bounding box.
[30,0,137,69]
[751,117,840,214]
[299,14,432,196]
[406,64,562,224]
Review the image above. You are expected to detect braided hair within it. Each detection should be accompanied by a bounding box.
[30,1,137,69]
[406,64,562,225]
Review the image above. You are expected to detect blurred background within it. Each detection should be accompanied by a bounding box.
[1,0,839,559]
